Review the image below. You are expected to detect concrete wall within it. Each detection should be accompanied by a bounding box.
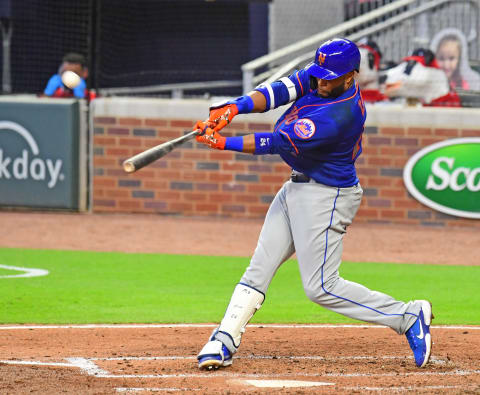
[91,98,480,227]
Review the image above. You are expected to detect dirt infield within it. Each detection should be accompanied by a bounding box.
[1,211,479,393]
[1,324,479,393]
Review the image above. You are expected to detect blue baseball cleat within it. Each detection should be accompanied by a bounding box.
[405,300,433,368]
[197,340,233,370]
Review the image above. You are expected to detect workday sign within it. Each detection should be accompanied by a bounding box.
[403,138,480,219]
[0,121,64,189]
[0,99,82,209]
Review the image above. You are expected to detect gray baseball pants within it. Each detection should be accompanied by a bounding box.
[241,179,421,335]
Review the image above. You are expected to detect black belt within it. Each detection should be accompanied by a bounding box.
[291,171,312,183]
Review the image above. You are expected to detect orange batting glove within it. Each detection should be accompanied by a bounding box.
[195,121,226,150]
[208,103,239,132]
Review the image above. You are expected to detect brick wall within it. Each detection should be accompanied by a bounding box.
[93,116,289,217]
[91,98,480,227]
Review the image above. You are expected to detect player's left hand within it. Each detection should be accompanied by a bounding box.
[195,121,226,150]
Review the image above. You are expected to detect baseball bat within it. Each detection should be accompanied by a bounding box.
[123,129,200,173]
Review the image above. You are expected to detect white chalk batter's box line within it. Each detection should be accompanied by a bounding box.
[88,355,448,364]
[0,326,477,392]
[0,323,479,330]
[2,356,479,393]
[115,386,476,393]
[1,356,479,378]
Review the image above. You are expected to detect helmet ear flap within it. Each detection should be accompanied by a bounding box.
[309,76,318,90]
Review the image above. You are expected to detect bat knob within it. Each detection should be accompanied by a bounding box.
[123,160,136,173]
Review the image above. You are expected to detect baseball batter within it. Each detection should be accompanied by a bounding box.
[195,38,433,370]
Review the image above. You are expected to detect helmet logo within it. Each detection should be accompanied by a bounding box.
[317,52,326,65]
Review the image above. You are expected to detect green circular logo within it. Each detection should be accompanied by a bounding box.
[403,138,480,219]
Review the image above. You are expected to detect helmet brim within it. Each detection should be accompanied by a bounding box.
[306,62,341,80]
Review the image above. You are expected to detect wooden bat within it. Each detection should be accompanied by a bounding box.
[123,129,200,173]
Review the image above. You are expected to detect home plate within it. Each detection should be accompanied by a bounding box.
[243,380,335,388]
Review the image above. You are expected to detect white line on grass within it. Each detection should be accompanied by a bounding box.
[0,264,49,279]
[0,323,478,330]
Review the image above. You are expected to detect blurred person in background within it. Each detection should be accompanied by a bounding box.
[381,47,460,107]
[430,28,480,91]
[42,52,95,100]
[357,40,382,90]
[357,39,388,102]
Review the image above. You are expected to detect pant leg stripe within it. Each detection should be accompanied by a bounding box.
[320,188,417,319]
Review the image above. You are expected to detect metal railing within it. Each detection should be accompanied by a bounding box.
[242,0,479,93]
[98,0,479,98]
[102,0,419,98]
[242,0,418,93]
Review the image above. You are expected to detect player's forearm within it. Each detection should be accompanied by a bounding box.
[227,91,267,115]
[247,91,267,113]
[241,134,256,153]
[225,93,268,152]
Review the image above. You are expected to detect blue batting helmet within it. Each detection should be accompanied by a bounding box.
[306,38,361,80]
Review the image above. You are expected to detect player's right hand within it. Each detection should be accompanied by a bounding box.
[195,121,226,150]
[194,120,209,135]
[208,103,239,132]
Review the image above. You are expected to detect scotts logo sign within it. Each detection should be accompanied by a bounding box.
[403,138,480,219]
[0,121,64,189]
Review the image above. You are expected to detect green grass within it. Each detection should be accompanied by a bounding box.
[0,268,14,276]
[0,247,478,325]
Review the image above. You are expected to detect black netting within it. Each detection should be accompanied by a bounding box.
[1,0,263,96]
[6,0,90,94]
[97,0,250,89]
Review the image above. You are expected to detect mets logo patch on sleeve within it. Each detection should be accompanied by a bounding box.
[293,118,316,139]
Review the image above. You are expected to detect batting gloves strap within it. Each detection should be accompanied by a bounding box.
[195,121,226,150]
